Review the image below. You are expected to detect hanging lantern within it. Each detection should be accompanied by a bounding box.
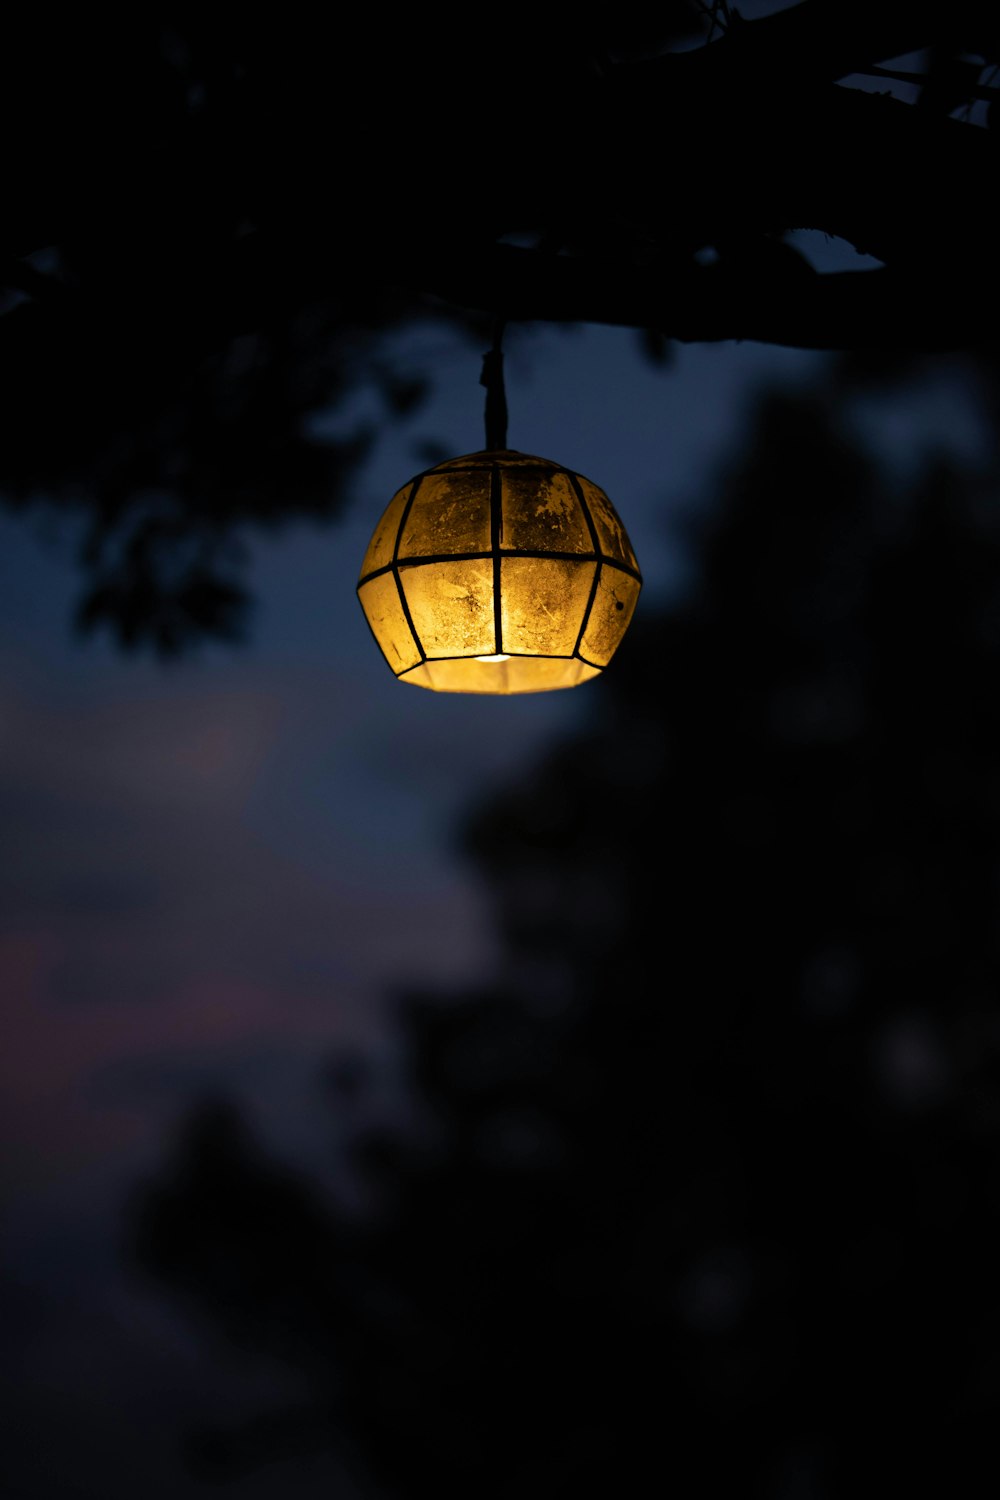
[357,448,642,694]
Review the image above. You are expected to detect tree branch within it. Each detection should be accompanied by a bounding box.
[413,243,999,351]
[648,0,989,89]
[604,62,1000,267]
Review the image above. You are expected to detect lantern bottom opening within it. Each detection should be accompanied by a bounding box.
[398,655,602,695]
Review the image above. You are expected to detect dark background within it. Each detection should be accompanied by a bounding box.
[4,7,1000,1498]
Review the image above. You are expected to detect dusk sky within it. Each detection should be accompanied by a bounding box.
[2,276,988,1495]
[0,315,832,1491]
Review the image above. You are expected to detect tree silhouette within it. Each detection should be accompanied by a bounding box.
[4,2,1000,646]
[132,351,1000,1497]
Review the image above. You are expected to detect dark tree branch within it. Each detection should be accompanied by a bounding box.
[413,244,997,351]
[606,56,1000,267]
[658,0,988,89]
[2,4,999,652]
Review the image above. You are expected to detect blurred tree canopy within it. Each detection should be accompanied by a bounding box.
[3,1,1000,648]
[133,348,1000,1496]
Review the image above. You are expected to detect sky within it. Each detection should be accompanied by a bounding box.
[0,321,829,1161]
[2,271,986,1495]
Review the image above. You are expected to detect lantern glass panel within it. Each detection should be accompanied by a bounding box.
[400,558,496,657]
[499,555,596,657]
[577,476,639,571]
[360,483,410,577]
[358,573,422,674]
[500,467,591,553]
[399,469,493,558]
[580,566,642,667]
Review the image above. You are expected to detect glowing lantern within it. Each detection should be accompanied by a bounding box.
[357,448,642,694]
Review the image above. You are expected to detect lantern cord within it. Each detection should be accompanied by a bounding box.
[480,317,508,452]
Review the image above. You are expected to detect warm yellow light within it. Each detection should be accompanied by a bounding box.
[357,449,642,694]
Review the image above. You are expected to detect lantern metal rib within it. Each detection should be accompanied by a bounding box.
[357,449,642,695]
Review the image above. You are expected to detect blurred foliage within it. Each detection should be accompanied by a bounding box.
[133,348,1000,1496]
